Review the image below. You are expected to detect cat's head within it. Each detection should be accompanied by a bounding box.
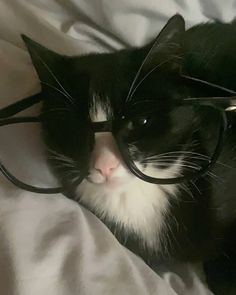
[22,15,217,239]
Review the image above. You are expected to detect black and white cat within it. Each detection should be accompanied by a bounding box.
[23,15,236,294]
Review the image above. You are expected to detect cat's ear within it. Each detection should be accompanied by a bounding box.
[126,15,185,101]
[142,14,185,73]
[22,35,65,86]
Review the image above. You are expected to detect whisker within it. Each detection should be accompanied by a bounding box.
[144,158,201,166]
[50,161,78,169]
[144,154,210,163]
[180,183,195,200]
[206,171,224,183]
[48,157,76,168]
[36,54,72,98]
[31,49,76,106]
[214,161,234,169]
[62,170,82,185]
[144,150,210,159]
[153,162,201,171]
[128,56,179,102]
[47,149,76,164]
[190,180,202,195]
[41,81,73,101]
[143,155,209,162]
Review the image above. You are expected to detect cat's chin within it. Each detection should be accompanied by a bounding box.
[90,176,132,190]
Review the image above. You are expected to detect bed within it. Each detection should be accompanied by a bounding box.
[0,1,235,294]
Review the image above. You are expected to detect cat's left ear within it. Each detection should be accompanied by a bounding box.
[22,35,66,88]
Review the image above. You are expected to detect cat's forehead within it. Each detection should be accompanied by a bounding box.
[82,50,138,119]
[89,93,112,123]
[75,47,179,119]
[76,47,144,90]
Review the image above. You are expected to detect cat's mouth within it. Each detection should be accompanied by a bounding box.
[86,170,134,189]
[87,176,128,185]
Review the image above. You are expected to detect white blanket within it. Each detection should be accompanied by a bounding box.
[0,0,235,294]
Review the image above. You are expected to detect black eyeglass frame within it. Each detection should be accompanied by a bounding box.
[0,92,235,193]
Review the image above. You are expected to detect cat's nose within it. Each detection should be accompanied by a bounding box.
[94,155,119,178]
[92,132,121,178]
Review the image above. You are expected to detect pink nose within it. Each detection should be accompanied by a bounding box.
[94,156,119,178]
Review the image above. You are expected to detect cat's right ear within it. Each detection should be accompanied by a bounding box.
[141,14,185,73]
[126,15,185,101]
[21,35,65,87]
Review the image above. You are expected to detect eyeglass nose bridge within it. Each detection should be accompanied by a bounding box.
[91,120,113,133]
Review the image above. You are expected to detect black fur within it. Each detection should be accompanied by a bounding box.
[23,15,236,294]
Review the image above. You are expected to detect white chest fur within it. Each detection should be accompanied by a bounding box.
[76,174,177,250]
[76,98,178,251]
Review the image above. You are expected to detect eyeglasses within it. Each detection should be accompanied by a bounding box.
[0,84,235,194]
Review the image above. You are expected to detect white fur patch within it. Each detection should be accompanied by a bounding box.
[89,94,112,122]
[79,93,180,252]
[76,159,179,251]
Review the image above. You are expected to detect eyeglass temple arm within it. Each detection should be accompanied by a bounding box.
[0,93,41,118]
[183,96,236,109]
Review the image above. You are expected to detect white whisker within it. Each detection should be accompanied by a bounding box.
[180,183,195,200]
[190,180,202,195]
[37,55,72,98]
[47,149,77,165]
[51,161,78,169]
[128,56,181,102]
[152,162,200,171]
[32,50,75,105]
[41,81,72,100]
[206,171,224,183]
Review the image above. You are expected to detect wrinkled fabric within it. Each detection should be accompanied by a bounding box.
[0,192,179,295]
[0,0,235,294]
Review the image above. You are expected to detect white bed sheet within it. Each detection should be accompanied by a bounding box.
[0,0,235,294]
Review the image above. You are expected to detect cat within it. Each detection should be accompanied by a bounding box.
[23,14,236,294]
